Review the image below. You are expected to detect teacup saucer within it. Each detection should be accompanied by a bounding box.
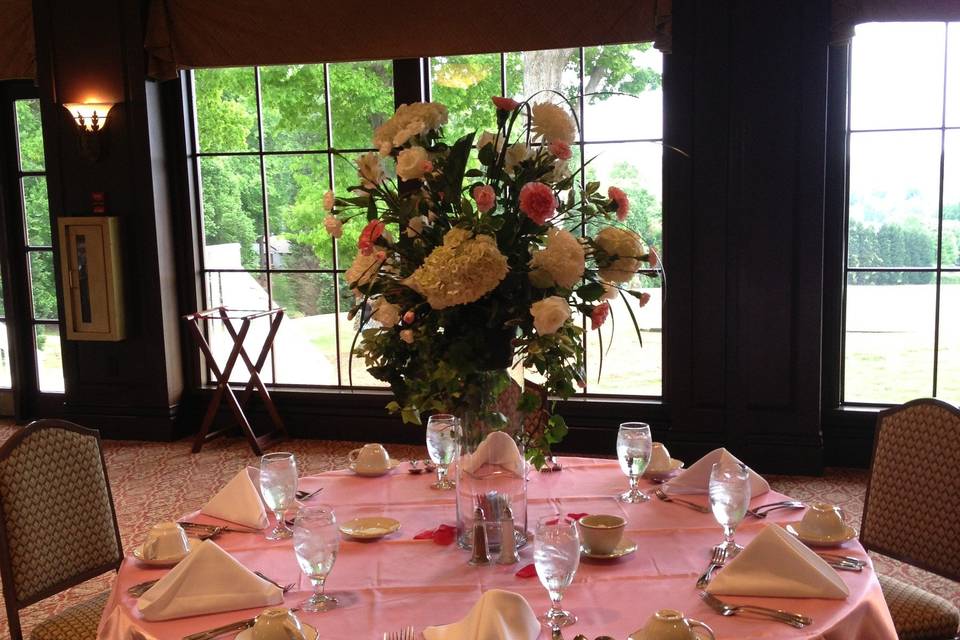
[339,516,401,539]
[582,539,638,560]
[785,523,858,547]
[132,538,201,567]
[349,459,400,477]
[236,622,318,640]
[643,458,684,481]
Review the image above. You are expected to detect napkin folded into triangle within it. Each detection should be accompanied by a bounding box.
[200,466,269,529]
[664,447,769,496]
[423,589,540,640]
[460,431,525,476]
[706,524,849,599]
[137,540,283,621]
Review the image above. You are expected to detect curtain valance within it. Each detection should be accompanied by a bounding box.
[145,0,672,80]
[833,0,960,43]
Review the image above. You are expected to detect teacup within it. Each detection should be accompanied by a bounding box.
[799,502,846,538]
[142,522,190,560]
[577,514,626,555]
[252,608,305,640]
[647,442,673,474]
[348,443,390,473]
[629,609,716,640]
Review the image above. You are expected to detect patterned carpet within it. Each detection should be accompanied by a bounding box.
[0,422,956,639]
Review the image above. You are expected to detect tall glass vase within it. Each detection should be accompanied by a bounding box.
[454,368,529,552]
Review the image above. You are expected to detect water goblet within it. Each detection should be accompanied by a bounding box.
[260,452,298,540]
[533,514,581,629]
[708,460,751,556]
[616,422,652,503]
[426,414,458,490]
[293,504,340,612]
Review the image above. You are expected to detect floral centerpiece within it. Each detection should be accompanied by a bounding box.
[324,96,660,469]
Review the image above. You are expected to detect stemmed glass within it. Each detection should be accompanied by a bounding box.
[533,514,581,629]
[426,414,458,490]
[259,452,298,540]
[708,460,751,556]
[293,505,340,612]
[616,422,652,503]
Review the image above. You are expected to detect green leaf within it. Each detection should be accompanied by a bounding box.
[401,406,422,425]
[577,282,605,301]
[478,143,496,166]
[619,290,644,348]
[585,181,600,195]
[464,168,485,178]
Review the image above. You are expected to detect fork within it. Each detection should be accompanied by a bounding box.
[254,570,295,593]
[654,488,711,513]
[382,626,416,640]
[746,501,806,518]
[295,487,324,501]
[699,591,812,627]
[695,545,727,588]
[127,579,159,597]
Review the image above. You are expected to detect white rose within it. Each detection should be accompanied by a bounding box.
[505,142,531,174]
[477,130,504,153]
[323,214,343,239]
[400,329,415,344]
[372,298,401,327]
[528,227,585,289]
[530,296,571,335]
[406,215,427,238]
[531,102,576,144]
[595,226,643,283]
[358,152,384,188]
[396,146,431,181]
[323,190,334,212]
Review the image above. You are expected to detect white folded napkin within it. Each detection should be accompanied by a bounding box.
[707,524,849,599]
[200,466,269,529]
[664,447,769,496]
[137,540,283,621]
[423,589,540,640]
[460,431,525,477]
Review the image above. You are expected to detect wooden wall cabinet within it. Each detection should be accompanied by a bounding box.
[57,216,125,341]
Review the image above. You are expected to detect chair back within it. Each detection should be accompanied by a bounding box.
[0,419,122,631]
[861,398,960,582]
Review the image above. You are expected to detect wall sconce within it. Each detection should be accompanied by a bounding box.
[63,102,114,162]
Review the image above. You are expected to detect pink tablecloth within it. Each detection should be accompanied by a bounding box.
[98,457,897,639]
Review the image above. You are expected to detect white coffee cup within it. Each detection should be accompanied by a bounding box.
[348,443,390,473]
[577,514,626,555]
[142,522,190,560]
[799,502,846,537]
[647,442,673,473]
[629,609,716,640]
[252,608,305,640]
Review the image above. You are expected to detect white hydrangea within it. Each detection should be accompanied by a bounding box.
[595,227,643,284]
[373,102,449,155]
[530,102,576,144]
[529,227,585,289]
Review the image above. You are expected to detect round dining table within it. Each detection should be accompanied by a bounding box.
[98,456,898,639]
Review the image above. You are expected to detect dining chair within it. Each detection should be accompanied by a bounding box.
[861,398,960,640]
[0,419,123,640]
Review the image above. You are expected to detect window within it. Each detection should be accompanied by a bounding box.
[190,45,663,396]
[842,23,960,403]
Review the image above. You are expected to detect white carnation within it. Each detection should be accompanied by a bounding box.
[530,296,571,335]
[595,226,643,284]
[531,102,576,144]
[373,102,449,155]
[358,152,385,188]
[529,227,585,289]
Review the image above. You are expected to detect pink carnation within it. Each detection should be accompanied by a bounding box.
[519,182,557,225]
[402,310,415,324]
[549,140,572,161]
[590,302,610,330]
[358,219,385,256]
[608,186,630,222]
[472,184,496,213]
[492,96,520,111]
[637,292,651,307]
[648,246,659,268]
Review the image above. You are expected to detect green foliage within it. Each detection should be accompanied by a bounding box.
[847,219,946,284]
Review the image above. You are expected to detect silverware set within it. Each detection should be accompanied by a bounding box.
[654,488,711,513]
[695,545,729,588]
[182,608,301,640]
[177,521,256,538]
[746,500,807,518]
[382,626,416,640]
[816,552,867,572]
[254,570,295,592]
[407,460,436,475]
[700,591,812,628]
[295,487,324,501]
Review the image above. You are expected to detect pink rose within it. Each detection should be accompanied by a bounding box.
[472,184,496,213]
[492,96,520,111]
[590,302,610,330]
[402,310,415,324]
[358,219,385,256]
[637,292,651,307]
[648,246,659,268]
[608,186,629,222]
[549,140,572,161]
[519,182,557,225]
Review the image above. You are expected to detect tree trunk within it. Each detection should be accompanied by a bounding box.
[523,49,575,101]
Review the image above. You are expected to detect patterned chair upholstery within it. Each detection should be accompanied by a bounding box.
[863,399,960,640]
[0,420,123,640]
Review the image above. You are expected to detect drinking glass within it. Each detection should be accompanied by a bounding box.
[260,452,298,540]
[708,460,751,556]
[616,422,652,503]
[533,514,581,629]
[293,505,339,612]
[426,414,458,490]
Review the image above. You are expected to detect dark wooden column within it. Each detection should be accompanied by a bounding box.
[662,0,830,474]
[32,0,184,438]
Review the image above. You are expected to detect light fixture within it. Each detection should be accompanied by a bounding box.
[63,102,114,162]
